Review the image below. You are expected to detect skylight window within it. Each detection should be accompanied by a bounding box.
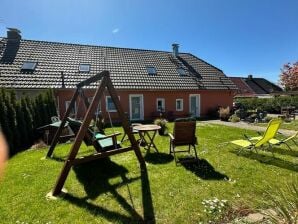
[177,67,186,76]
[21,61,37,71]
[146,66,157,75]
[79,64,91,72]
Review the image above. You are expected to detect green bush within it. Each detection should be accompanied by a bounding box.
[0,88,57,156]
[236,96,298,113]
[229,114,240,123]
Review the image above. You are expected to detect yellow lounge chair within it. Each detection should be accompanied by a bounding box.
[267,131,298,150]
[231,118,282,154]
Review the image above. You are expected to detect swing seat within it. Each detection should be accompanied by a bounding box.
[67,117,121,151]
[94,133,121,151]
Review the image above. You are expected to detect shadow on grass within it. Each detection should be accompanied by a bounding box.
[181,158,229,180]
[144,152,174,164]
[62,158,155,223]
[270,147,298,157]
[231,150,298,172]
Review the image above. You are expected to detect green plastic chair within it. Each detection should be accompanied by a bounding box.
[231,118,282,154]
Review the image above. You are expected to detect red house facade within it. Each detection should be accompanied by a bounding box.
[0,29,236,121]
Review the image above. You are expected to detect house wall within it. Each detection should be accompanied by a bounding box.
[55,89,233,121]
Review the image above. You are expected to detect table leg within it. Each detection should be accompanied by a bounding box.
[144,130,159,153]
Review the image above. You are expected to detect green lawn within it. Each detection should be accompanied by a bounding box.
[254,119,298,131]
[0,123,297,223]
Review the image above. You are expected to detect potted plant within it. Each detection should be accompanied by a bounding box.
[154,118,168,136]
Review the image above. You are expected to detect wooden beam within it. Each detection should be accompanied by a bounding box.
[106,75,146,169]
[76,70,108,88]
[47,88,80,157]
[52,75,108,196]
[71,147,132,165]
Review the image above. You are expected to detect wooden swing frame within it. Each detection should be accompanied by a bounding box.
[48,70,145,196]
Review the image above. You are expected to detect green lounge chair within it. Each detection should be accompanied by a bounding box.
[231,118,282,154]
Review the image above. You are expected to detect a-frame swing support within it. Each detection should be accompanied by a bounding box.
[48,71,146,196]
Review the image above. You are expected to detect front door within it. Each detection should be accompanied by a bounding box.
[189,94,200,117]
[129,94,144,120]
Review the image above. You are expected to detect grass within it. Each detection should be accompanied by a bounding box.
[253,119,298,131]
[0,122,297,223]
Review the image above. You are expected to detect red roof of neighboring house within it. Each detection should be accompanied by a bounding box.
[230,77,255,97]
[230,76,283,97]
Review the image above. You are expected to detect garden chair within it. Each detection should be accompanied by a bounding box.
[169,118,199,165]
[244,127,297,151]
[267,131,298,150]
[230,118,282,154]
[67,117,122,151]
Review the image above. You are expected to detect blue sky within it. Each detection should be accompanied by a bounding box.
[1,0,297,84]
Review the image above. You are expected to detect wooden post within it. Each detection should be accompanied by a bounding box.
[51,70,146,196]
[52,72,108,195]
[106,75,146,169]
[47,88,80,157]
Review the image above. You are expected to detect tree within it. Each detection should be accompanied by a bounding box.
[279,61,298,91]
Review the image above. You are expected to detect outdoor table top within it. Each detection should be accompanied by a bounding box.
[134,124,161,132]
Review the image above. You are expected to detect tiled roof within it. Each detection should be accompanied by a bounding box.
[230,76,283,97]
[0,38,237,90]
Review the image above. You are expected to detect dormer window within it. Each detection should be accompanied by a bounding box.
[177,67,186,76]
[21,61,37,71]
[79,63,91,72]
[147,66,157,75]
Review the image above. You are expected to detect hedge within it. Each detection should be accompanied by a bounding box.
[0,88,57,156]
[235,96,298,113]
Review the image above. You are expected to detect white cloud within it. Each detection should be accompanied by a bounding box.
[112,28,119,34]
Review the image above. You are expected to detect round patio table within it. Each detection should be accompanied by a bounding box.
[134,124,161,152]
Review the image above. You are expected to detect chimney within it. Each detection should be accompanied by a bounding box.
[172,43,179,57]
[248,74,253,80]
[7,28,21,41]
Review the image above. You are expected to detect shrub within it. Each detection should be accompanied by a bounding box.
[0,88,57,156]
[235,96,298,114]
[229,114,240,123]
[154,118,168,135]
[234,109,247,119]
[218,107,230,121]
[264,116,273,122]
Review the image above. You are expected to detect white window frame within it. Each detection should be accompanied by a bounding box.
[156,98,165,112]
[189,94,201,117]
[106,96,119,112]
[65,101,77,117]
[176,99,183,111]
[129,94,144,120]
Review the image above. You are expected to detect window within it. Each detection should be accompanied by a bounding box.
[146,66,157,75]
[177,67,186,76]
[106,96,119,112]
[65,101,77,117]
[79,63,91,72]
[156,98,165,112]
[88,97,101,115]
[176,99,183,111]
[21,61,37,71]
